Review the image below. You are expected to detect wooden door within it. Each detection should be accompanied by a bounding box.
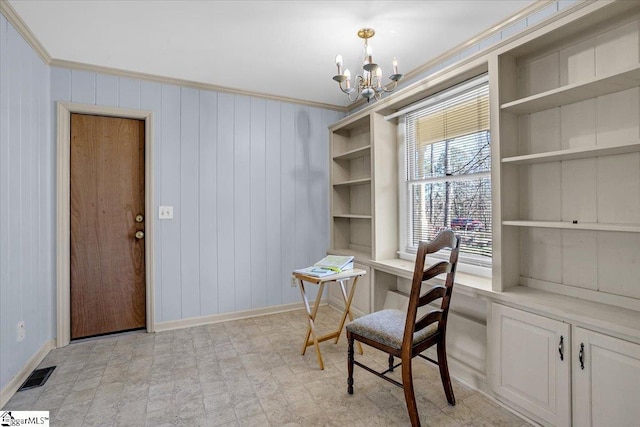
[490,303,571,427]
[573,327,640,426]
[70,113,145,339]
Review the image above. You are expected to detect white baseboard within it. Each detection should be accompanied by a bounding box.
[1,339,56,409]
[154,299,327,332]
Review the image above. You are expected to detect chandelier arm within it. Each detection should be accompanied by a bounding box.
[352,78,362,102]
[382,80,399,93]
[371,75,383,91]
[338,80,357,95]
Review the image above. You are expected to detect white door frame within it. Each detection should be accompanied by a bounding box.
[56,101,155,347]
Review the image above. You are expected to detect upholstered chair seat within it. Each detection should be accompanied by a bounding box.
[346,309,438,350]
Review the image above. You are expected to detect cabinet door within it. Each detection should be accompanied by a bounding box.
[490,304,570,426]
[328,263,371,316]
[573,327,640,427]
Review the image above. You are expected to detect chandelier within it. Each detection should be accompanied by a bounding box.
[332,28,403,103]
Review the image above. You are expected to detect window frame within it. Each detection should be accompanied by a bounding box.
[397,78,492,278]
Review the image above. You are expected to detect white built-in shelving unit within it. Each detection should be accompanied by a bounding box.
[489,2,640,425]
[328,2,640,424]
[494,2,640,306]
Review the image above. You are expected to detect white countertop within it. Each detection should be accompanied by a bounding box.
[370,258,640,344]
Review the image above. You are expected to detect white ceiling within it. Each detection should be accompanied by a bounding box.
[9,0,536,108]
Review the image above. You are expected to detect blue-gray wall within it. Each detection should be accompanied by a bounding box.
[0,14,54,391]
[1,13,343,391]
[50,68,342,322]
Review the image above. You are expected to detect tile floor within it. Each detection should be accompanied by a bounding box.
[3,306,530,426]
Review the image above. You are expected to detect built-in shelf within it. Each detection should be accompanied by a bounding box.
[502,141,640,165]
[503,220,640,233]
[327,248,372,263]
[333,145,371,160]
[501,64,640,115]
[332,214,372,219]
[333,177,371,187]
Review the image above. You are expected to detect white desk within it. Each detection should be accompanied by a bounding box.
[292,268,367,370]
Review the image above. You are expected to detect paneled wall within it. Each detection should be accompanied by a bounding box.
[50,67,343,323]
[0,14,53,391]
[1,9,342,391]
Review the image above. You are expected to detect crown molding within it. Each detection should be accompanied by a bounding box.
[346,0,594,115]
[1,0,346,112]
[401,0,558,83]
[3,0,583,115]
[50,59,347,112]
[0,0,51,64]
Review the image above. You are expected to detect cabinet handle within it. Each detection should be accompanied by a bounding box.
[558,335,564,361]
[579,343,585,370]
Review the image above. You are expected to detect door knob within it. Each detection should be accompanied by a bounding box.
[135,214,144,223]
[135,231,144,239]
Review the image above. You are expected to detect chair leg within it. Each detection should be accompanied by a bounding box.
[347,332,354,395]
[388,354,394,372]
[401,356,421,427]
[437,340,456,406]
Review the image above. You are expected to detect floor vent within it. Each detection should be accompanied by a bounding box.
[17,366,56,391]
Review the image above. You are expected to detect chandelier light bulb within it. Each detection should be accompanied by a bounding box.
[335,54,344,75]
[392,57,399,74]
[365,44,373,63]
[344,69,351,89]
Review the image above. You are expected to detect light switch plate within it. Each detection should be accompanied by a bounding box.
[159,206,174,219]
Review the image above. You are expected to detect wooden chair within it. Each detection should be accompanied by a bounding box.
[346,230,461,427]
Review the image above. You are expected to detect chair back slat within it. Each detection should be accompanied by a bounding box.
[421,262,451,283]
[417,286,446,307]
[426,230,459,255]
[402,230,461,352]
[415,310,443,332]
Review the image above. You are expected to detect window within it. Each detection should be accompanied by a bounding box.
[402,75,491,267]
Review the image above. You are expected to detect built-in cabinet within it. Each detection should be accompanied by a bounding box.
[327,1,640,424]
[490,304,570,426]
[573,327,640,427]
[329,112,397,262]
[488,3,640,424]
[491,303,640,427]
[494,3,640,309]
[330,115,373,259]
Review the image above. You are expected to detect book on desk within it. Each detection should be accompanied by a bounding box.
[294,255,354,277]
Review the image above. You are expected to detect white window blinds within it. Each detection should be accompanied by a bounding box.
[405,75,491,264]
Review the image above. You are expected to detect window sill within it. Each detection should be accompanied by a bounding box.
[397,251,492,278]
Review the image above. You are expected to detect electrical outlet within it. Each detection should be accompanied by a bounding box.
[17,321,25,342]
[290,276,297,287]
